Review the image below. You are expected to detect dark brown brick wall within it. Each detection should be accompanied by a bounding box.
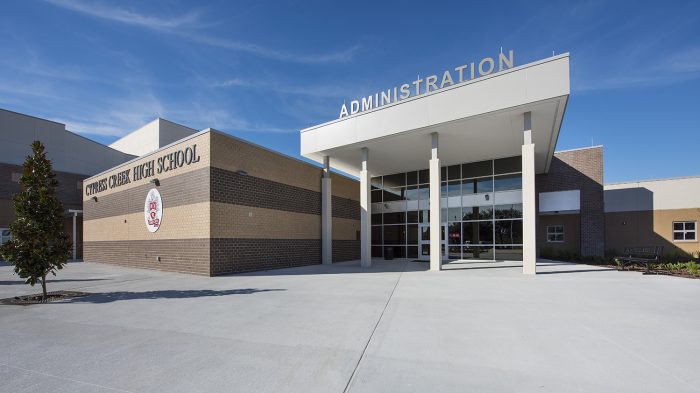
[211,167,322,215]
[84,166,360,222]
[210,238,320,275]
[536,146,604,257]
[84,239,211,275]
[212,167,362,219]
[333,239,360,262]
[83,134,361,276]
[209,239,360,275]
[332,196,360,220]
[83,168,210,220]
[83,165,211,274]
[209,167,360,274]
[538,214,581,258]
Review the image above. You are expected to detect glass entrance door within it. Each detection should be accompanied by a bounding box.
[418,223,447,261]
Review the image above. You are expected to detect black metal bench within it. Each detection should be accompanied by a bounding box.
[616,246,664,273]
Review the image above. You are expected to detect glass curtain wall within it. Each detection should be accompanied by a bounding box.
[371,157,524,261]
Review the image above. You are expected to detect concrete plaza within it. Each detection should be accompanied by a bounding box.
[1,259,699,393]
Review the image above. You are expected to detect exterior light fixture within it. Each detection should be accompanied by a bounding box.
[91,196,98,202]
[485,194,490,201]
[150,178,160,186]
[236,170,248,176]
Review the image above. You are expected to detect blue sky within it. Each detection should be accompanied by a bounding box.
[0,0,698,183]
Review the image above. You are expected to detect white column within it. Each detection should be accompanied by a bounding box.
[522,112,537,275]
[321,156,333,265]
[359,148,372,268]
[72,212,77,260]
[429,133,442,271]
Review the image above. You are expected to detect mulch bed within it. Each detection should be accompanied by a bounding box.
[0,291,90,305]
[593,264,700,279]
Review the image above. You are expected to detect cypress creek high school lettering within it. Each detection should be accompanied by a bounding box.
[85,144,201,196]
[338,50,514,119]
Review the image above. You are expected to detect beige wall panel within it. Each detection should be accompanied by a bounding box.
[83,132,211,201]
[211,203,322,239]
[606,208,700,254]
[605,176,700,212]
[653,209,700,253]
[333,217,360,241]
[84,202,210,242]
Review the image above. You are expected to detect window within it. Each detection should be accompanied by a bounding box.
[369,158,523,261]
[546,225,564,243]
[673,221,696,242]
[0,229,11,245]
[494,174,522,191]
[494,156,521,174]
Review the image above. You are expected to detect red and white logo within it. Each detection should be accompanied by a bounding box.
[144,188,163,233]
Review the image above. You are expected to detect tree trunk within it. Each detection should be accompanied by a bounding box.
[41,274,47,301]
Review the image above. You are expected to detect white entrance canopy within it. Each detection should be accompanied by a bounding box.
[301,53,570,275]
[301,54,570,177]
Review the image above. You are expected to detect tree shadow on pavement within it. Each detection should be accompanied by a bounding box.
[64,288,286,303]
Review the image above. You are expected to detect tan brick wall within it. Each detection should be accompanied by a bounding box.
[331,173,359,201]
[210,204,360,241]
[211,204,319,239]
[83,133,212,275]
[210,131,359,201]
[85,202,210,242]
[333,217,360,241]
[83,168,210,220]
[210,132,321,192]
[82,130,362,275]
[606,208,700,255]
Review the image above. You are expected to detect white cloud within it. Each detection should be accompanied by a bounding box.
[45,0,203,30]
[45,0,360,64]
[52,92,166,137]
[574,47,700,92]
[176,106,297,134]
[214,78,356,98]
[54,118,125,137]
[664,47,700,73]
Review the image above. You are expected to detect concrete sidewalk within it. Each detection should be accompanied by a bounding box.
[1,260,699,393]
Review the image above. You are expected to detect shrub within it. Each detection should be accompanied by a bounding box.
[663,250,693,263]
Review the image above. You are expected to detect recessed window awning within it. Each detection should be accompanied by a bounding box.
[539,190,581,215]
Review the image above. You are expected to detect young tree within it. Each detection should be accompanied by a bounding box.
[1,141,72,300]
